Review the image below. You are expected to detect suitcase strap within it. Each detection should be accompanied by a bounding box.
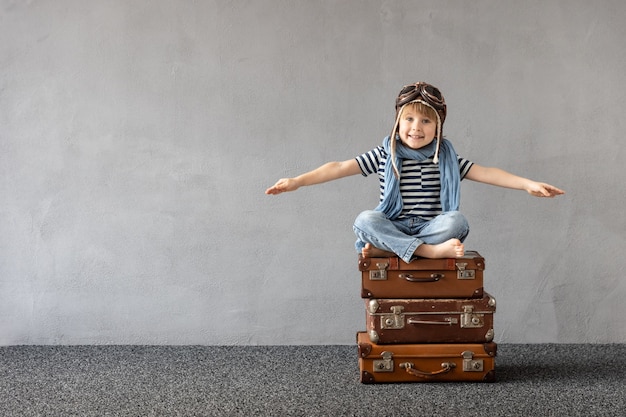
[399,361,456,378]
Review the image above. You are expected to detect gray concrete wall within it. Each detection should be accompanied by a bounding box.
[1,0,624,345]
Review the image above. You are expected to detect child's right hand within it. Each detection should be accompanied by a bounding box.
[265,159,360,195]
[265,178,299,195]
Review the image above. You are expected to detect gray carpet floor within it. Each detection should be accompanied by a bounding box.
[1,343,624,416]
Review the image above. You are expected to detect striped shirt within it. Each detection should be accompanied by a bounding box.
[355,144,474,220]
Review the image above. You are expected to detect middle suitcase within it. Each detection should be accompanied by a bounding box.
[365,293,496,344]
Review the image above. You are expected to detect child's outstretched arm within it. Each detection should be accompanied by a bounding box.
[265,159,361,195]
[465,164,565,197]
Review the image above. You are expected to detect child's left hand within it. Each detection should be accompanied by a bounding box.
[526,181,565,198]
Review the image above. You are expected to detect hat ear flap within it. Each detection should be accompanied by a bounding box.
[432,111,442,164]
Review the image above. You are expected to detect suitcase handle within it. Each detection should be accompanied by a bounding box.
[400,273,443,282]
[407,318,456,326]
[400,362,456,377]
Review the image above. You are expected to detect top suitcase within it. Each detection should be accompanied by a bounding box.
[359,250,485,299]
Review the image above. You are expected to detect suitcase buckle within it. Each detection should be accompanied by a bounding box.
[369,262,388,281]
[460,305,484,328]
[456,262,475,280]
[380,305,405,329]
[462,351,484,372]
[373,351,394,372]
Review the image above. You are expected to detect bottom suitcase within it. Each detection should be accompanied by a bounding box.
[357,332,496,383]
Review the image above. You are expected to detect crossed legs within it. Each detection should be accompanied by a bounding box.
[353,210,469,262]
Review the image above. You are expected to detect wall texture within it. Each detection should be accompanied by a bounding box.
[1,0,624,345]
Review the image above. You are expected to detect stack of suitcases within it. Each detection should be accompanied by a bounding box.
[357,251,497,383]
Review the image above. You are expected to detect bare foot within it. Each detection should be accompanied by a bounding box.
[414,239,465,259]
[361,243,395,258]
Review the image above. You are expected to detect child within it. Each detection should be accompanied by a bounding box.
[266,82,564,262]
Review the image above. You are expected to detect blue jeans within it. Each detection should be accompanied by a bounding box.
[353,210,469,263]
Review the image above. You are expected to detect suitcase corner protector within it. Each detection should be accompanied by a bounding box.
[360,370,375,384]
[357,340,372,357]
[358,255,370,271]
[483,369,496,382]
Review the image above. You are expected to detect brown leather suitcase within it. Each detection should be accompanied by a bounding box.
[359,251,485,299]
[365,293,496,344]
[357,332,497,383]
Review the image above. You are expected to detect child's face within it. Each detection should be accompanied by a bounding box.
[398,108,437,150]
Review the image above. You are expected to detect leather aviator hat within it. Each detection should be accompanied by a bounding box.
[389,82,447,165]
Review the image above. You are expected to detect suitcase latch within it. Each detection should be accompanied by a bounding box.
[460,305,484,328]
[456,262,475,280]
[380,305,405,329]
[369,262,389,281]
[462,350,484,372]
[373,351,394,372]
